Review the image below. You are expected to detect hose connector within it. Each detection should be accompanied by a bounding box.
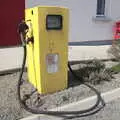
[18,20,29,46]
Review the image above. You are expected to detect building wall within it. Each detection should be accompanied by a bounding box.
[1,0,120,72]
[0,0,24,46]
[26,0,120,42]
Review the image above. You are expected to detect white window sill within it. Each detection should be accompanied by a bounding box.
[92,16,112,22]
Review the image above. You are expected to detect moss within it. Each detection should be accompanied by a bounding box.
[111,64,120,73]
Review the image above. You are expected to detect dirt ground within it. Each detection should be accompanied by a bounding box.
[0,61,120,120]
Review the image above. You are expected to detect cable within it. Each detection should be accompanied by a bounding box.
[17,22,105,117]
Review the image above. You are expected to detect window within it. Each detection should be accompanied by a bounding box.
[46,15,63,30]
[96,0,105,16]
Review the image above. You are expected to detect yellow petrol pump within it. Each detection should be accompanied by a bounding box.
[17,6,105,116]
[25,6,69,94]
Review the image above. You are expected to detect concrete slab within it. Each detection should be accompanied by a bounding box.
[0,47,23,72]
[0,45,111,72]
[69,45,111,61]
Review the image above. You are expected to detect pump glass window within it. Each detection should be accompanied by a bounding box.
[46,15,62,30]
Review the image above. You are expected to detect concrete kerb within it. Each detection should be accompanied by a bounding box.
[21,87,120,120]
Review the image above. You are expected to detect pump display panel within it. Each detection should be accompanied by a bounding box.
[46,15,62,30]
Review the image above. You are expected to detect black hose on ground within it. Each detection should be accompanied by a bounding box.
[17,22,105,117]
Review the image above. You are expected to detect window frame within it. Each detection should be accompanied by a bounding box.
[46,15,63,30]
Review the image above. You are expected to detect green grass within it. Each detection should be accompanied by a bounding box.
[111,63,120,73]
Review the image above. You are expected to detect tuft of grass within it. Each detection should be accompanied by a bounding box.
[111,64,120,73]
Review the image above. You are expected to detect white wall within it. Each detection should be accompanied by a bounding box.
[25,0,120,42]
[110,0,120,21]
[1,0,120,72]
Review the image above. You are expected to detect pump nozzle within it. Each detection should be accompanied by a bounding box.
[18,20,29,46]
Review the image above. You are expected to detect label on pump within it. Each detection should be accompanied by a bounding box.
[46,54,59,73]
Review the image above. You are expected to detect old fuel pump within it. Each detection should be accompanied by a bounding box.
[18,6,105,117]
[25,6,68,94]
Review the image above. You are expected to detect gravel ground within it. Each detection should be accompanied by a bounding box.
[0,61,120,120]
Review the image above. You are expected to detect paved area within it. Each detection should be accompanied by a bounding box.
[70,98,120,120]
[22,98,120,120]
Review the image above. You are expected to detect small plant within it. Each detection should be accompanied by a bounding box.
[108,39,120,61]
[76,59,113,85]
[108,39,120,73]
[88,68,113,85]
